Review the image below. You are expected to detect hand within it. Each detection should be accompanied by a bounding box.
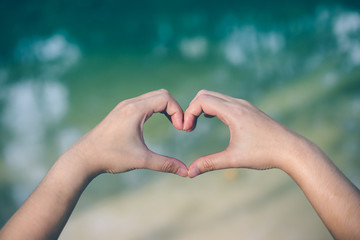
[64,89,188,177]
[184,90,304,178]
[0,89,189,240]
[3,90,359,240]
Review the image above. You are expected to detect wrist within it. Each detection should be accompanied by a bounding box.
[56,149,100,187]
[278,133,329,179]
[275,129,315,171]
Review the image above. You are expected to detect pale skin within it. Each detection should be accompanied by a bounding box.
[0,89,188,240]
[0,89,359,240]
[184,90,360,239]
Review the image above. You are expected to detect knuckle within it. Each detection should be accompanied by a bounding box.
[239,99,251,106]
[197,89,209,96]
[184,107,192,115]
[161,159,177,173]
[197,94,209,102]
[236,99,253,110]
[116,99,130,108]
[157,89,171,101]
[202,157,215,171]
[157,88,169,95]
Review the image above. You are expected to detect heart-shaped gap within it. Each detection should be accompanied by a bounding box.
[143,113,230,166]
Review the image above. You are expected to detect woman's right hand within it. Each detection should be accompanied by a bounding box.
[183,89,311,177]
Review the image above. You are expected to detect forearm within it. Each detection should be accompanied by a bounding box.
[0,89,188,239]
[0,153,94,240]
[282,137,360,239]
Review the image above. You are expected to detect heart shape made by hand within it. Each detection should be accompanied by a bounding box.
[144,112,229,167]
[134,89,284,178]
[84,89,286,178]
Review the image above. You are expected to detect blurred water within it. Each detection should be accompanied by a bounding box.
[0,1,360,235]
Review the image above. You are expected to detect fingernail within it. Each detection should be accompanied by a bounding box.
[188,167,200,178]
[176,168,188,177]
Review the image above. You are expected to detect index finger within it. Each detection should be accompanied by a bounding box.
[142,89,184,130]
[183,93,230,132]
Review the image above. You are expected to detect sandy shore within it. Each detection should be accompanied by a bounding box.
[60,169,332,240]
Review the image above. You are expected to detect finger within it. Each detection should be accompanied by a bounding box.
[144,152,188,177]
[131,89,171,102]
[189,89,233,106]
[142,89,184,130]
[184,94,230,132]
[183,112,198,132]
[188,151,231,178]
[185,90,230,129]
[113,89,166,112]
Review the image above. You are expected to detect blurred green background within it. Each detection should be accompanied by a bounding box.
[1,0,360,239]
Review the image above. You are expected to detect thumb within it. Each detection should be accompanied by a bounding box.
[143,152,188,177]
[188,151,230,178]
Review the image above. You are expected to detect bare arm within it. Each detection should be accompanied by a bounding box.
[0,89,188,240]
[183,89,360,240]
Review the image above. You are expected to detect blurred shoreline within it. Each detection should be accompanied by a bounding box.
[60,169,332,240]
